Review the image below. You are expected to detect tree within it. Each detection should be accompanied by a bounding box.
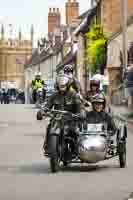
[85,24,108,74]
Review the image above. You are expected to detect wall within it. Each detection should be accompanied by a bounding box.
[101,0,133,35]
[107,22,133,105]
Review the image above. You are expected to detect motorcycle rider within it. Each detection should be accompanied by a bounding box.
[86,93,116,133]
[63,64,91,110]
[43,74,81,155]
[86,79,101,101]
[64,64,81,94]
[31,72,46,103]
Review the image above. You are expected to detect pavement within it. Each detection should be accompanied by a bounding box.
[0,104,133,200]
[111,105,133,125]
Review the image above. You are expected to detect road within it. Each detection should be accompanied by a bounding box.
[0,104,132,200]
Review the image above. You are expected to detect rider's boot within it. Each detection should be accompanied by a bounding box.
[43,126,50,156]
[43,141,48,156]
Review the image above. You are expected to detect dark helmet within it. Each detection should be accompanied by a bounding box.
[64,64,73,74]
[90,79,100,89]
[56,74,70,91]
[92,93,106,108]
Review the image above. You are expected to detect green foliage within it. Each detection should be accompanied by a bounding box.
[85,24,108,73]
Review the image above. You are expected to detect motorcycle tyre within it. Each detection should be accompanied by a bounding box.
[49,135,59,173]
[118,142,126,168]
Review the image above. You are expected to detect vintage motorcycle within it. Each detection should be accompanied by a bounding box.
[44,109,127,173]
[46,110,127,173]
[35,85,47,108]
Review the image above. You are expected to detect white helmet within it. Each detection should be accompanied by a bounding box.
[35,72,42,77]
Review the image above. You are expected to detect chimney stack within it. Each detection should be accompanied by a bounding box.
[65,0,79,25]
[48,7,61,34]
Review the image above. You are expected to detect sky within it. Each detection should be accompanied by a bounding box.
[0,0,92,45]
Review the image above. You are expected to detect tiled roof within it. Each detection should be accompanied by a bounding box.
[25,42,63,68]
[74,6,97,36]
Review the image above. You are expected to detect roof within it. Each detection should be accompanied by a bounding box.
[74,6,97,36]
[25,42,63,68]
[78,9,90,20]
[56,51,77,73]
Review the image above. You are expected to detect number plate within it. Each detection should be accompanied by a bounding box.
[87,124,103,132]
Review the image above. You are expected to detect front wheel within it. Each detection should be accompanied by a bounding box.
[118,142,126,168]
[49,135,59,173]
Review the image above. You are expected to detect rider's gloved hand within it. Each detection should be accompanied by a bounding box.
[43,107,49,113]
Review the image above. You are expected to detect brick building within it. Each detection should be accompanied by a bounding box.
[48,8,61,34]
[100,0,133,34]
[66,0,79,25]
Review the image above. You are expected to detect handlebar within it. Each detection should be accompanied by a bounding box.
[43,108,81,119]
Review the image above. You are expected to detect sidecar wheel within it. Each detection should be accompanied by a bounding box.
[49,135,59,173]
[118,142,126,168]
[36,111,43,120]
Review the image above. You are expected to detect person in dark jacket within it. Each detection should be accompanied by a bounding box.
[86,93,116,133]
[43,74,81,155]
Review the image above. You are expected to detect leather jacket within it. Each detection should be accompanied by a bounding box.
[45,90,81,114]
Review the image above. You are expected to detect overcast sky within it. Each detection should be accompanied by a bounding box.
[0,0,91,45]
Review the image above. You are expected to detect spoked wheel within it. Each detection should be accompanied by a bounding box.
[49,135,60,173]
[118,142,126,168]
[117,124,127,168]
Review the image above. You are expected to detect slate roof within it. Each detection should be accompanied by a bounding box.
[25,42,63,68]
[74,6,97,36]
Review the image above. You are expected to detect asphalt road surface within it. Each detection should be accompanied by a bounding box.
[0,104,132,200]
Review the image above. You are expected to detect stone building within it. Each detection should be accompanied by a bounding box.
[0,25,33,89]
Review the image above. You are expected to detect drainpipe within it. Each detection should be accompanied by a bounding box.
[84,36,88,95]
